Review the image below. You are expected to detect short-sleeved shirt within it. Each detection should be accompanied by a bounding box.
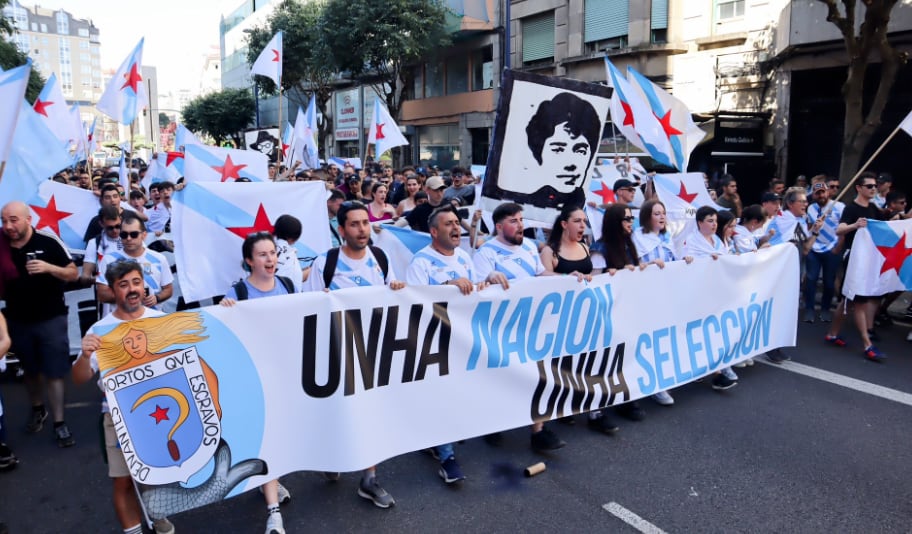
[807,200,844,254]
[147,202,171,233]
[5,229,73,322]
[306,247,396,291]
[839,201,883,251]
[275,238,303,293]
[473,238,544,281]
[97,248,174,315]
[224,277,292,300]
[406,245,479,285]
[84,233,123,265]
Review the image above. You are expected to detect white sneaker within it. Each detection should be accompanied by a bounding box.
[153,518,174,534]
[265,511,285,534]
[277,482,291,505]
[652,390,674,406]
[746,358,755,366]
[721,367,739,381]
[907,331,912,342]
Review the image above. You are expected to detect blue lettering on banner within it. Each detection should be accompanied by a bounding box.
[636,294,775,392]
[467,284,614,371]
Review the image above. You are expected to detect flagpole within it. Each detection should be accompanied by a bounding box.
[276,86,283,169]
[832,124,902,205]
[0,161,6,183]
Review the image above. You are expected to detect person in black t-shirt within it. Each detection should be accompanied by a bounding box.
[825,174,887,362]
[1,201,79,447]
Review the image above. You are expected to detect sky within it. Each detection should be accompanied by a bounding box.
[15,0,237,95]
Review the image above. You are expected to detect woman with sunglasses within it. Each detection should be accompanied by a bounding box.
[219,232,292,534]
[591,203,648,423]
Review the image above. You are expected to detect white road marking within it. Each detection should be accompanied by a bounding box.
[64,401,96,409]
[602,502,668,534]
[758,360,912,407]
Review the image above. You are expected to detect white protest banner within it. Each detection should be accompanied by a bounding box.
[95,245,798,519]
[172,181,331,302]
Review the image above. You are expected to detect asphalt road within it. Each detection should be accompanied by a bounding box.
[1,298,911,533]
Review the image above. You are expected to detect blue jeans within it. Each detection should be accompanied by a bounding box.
[804,249,841,311]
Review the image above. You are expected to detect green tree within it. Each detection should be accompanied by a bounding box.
[159,112,171,129]
[181,88,255,147]
[320,0,450,119]
[818,0,909,184]
[246,0,335,156]
[0,0,46,102]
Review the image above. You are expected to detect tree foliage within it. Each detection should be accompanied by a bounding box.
[159,112,171,129]
[320,0,451,118]
[246,0,335,155]
[817,0,908,184]
[0,0,46,102]
[181,88,255,147]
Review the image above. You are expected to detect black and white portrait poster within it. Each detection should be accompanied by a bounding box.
[244,128,280,162]
[481,70,611,224]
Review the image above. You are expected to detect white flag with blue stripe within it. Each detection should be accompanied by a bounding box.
[184,144,269,182]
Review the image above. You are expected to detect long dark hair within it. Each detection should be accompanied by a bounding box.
[599,204,637,270]
[638,199,666,235]
[547,204,584,253]
[716,210,735,242]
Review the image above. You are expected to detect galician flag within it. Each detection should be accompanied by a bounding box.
[586,163,646,207]
[281,121,293,159]
[899,110,912,137]
[33,74,80,153]
[289,100,320,169]
[843,219,912,300]
[250,31,282,86]
[604,58,674,168]
[175,124,202,149]
[653,173,724,253]
[368,99,409,157]
[0,61,32,166]
[97,38,147,125]
[626,66,705,172]
[87,116,97,154]
[27,180,98,252]
[184,144,269,182]
[172,181,331,302]
[119,151,130,193]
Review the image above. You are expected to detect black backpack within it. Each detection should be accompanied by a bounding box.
[322,246,389,289]
[232,275,295,300]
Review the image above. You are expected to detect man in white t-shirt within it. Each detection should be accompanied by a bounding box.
[72,260,174,534]
[96,213,174,317]
[471,202,567,452]
[79,206,123,288]
[305,200,403,509]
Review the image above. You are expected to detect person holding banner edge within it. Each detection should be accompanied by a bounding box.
[219,233,293,534]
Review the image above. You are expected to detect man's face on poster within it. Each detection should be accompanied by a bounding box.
[539,121,592,193]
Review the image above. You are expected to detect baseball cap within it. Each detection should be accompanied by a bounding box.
[811,182,827,193]
[425,176,446,190]
[613,179,636,192]
[761,192,781,203]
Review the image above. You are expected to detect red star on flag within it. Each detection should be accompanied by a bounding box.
[165,151,184,167]
[33,98,54,117]
[226,204,275,239]
[594,182,616,204]
[212,154,248,182]
[149,405,170,424]
[876,231,912,275]
[271,49,280,62]
[30,196,73,236]
[655,109,682,139]
[375,123,386,140]
[621,100,635,127]
[121,63,143,93]
[677,182,698,204]
[282,141,290,156]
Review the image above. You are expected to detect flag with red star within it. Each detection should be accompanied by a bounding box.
[653,173,726,253]
[368,98,408,158]
[585,163,647,208]
[27,180,98,252]
[843,219,912,300]
[184,144,268,183]
[97,38,147,125]
[172,181,332,302]
[626,66,705,172]
[604,58,674,168]
[0,60,31,164]
[33,74,82,159]
[249,31,282,86]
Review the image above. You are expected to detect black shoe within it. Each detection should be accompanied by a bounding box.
[0,443,18,471]
[586,413,620,434]
[483,432,504,446]
[530,427,566,452]
[556,416,576,425]
[766,349,790,364]
[711,374,737,391]
[25,407,48,433]
[615,401,645,422]
[55,424,75,448]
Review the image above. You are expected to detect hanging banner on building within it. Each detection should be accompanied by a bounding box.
[480,70,611,224]
[334,88,361,141]
[98,245,798,519]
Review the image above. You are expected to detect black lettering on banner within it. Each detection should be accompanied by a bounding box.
[301,312,341,398]
[378,304,422,386]
[414,302,450,381]
[344,307,383,396]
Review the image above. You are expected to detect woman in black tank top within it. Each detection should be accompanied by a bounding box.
[540,205,593,280]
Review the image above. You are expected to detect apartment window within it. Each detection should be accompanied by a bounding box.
[40,23,47,33]
[425,62,444,98]
[585,0,628,43]
[30,22,37,31]
[79,41,89,49]
[471,46,494,91]
[717,0,745,20]
[446,55,468,95]
[78,28,89,37]
[413,66,424,99]
[522,12,555,64]
[417,124,460,168]
[56,11,69,34]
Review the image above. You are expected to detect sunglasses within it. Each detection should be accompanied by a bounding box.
[860,184,877,189]
[623,216,636,222]
[104,224,122,232]
[827,184,839,189]
[119,230,142,239]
